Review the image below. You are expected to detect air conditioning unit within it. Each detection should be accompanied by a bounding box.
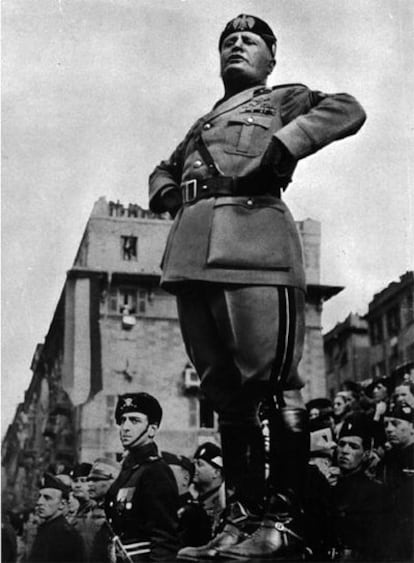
[122,314,136,329]
[184,366,200,389]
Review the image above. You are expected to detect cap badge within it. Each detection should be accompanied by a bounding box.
[123,398,133,407]
[232,15,255,31]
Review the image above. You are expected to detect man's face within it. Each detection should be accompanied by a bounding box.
[193,458,219,487]
[333,396,347,417]
[372,383,388,402]
[88,477,113,501]
[220,32,275,86]
[72,477,89,501]
[35,488,65,520]
[384,416,414,448]
[393,385,414,408]
[337,436,365,473]
[119,412,156,449]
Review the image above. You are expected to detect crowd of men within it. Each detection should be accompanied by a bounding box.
[2,377,414,562]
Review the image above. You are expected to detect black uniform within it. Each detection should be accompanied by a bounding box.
[105,442,179,561]
[28,514,85,563]
[382,443,414,561]
[332,470,388,561]
[177,492,212,548]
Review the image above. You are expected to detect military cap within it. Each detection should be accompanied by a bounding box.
[219,14,277,56]
[338,414,373,449]
[88,457,119,481]
[115,392,163,425]
[162,451,195,480]
[70,462,92,479]
[39,472,71,498]
[386,404,414,424]
[193,442,223,469]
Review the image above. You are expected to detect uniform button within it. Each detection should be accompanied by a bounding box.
[109,501,113,507]
[247,199,254,206]
[193,160,203,168]
[201,185,208,190]
[247,117,254,124]
[203,123,212,130]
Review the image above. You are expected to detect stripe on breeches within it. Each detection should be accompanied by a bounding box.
[270,287,297,406]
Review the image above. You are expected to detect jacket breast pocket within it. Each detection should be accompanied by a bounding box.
[206,198,291,270]
[223,115,272,157]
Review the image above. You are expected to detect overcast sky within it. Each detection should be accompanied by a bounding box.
[2,0,413,431]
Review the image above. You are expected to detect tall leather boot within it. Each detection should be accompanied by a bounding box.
[220,407,310,560]
[219,423,266,514]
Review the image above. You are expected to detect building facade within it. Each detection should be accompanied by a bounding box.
[2,198,340,511]
[324,313,370,399]
[366,271,414,379]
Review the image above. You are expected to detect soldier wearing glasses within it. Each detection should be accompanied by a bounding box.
[150,13,366,560]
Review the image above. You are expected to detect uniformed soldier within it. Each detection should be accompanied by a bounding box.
[86,457,120,563]
[149,13,366,560]
[332,414,388,561]
[105,393,179,561]
[381,404,414,561]
[28,473,85,563]
[162,451,212,548]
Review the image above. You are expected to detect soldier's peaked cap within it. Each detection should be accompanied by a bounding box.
[89,457,119,480]
[193,442,223,469]
[39,472,71,498]
[219,14,277,56]
[338,414,373,449]
[115,392,162,425]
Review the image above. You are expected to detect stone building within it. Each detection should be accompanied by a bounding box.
[323,313,370,399]
[2,198,340,510]
[366,271,414,379]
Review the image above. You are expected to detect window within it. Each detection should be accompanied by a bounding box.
[121,236,137,261]
[108,286,147,315]
[199,396,217,429]
[370,318,383,345]
[105,395,116,427]
[386,307,400,337]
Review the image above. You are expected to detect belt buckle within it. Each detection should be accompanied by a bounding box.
[182,179,197,203]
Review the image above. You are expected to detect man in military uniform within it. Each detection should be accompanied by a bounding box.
[28,473,85,563]
[332,414,388,561]
[71,462,96,558]
[87,457,120,563]
[149,13,366,560]
[162,451,212,548]
[382,405,414,560]
[105,393,179,561]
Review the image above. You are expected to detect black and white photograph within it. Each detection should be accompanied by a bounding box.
[2,1,414,561]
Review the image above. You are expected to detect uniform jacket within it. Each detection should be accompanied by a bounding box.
[380,443,414,560]
[177,492,212,548]
[149,83,366,291]
[105,442,179,561]
[198,481,226,535]
[28,514,85,563]
[332,470,388,561]
[72,498,97,561]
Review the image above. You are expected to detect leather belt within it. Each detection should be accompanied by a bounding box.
[181,176,280,204]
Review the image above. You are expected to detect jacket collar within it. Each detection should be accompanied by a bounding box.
[122,441,159,469]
